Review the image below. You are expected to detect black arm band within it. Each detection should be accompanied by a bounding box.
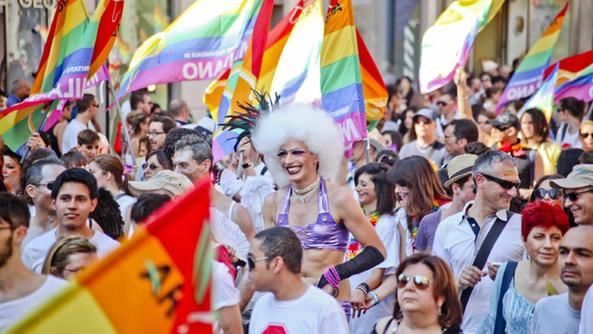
[317,246,384,288]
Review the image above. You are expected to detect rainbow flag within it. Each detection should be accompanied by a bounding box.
[269,0,324,104]
[117,0,263,99]
[321,0,367,152]
[555,64,593,102]
[544,50,593,86]
[7,179,213,334]
[419,0,496,93]
[215,0,274,125]
[496,2,568,113]
[357,29,387,123]
[0,0,117,150]
[520,63,558,121]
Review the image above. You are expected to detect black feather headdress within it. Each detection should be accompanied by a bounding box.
[220,90,280,151]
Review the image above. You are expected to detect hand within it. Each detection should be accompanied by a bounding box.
[351,289,367,318]
[459,266,486,290]
[26,132,46,150]
[454,68,468,88]
[487,262,501,281]
[363,291,380,309]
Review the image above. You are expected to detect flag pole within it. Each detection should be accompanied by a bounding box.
[108,83,135,162]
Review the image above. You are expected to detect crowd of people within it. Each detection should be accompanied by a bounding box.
[1,63,593,334]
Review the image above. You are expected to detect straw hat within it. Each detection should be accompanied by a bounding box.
[128,170,194,197]
[444,154,478,188]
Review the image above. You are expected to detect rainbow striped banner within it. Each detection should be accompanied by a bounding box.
[496,2,568,113]
[520,63,558,121]
[117,0,263,99]
[89,0,125,77]
[321,0,367,152]
[544,50,593,86]
[269,0,324,105]
[555,64,593,102]
[7,179,213,334]
[419,0,497,93]
[357,29,387,123]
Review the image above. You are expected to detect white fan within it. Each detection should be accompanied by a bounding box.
[210,208,250,261]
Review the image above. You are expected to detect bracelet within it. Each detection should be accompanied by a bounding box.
[368,291,380,305]
[241,162,252,168]
[356,283,370,295]
[323,266,341,289]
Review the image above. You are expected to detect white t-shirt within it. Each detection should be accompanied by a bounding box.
[0,276,68,332]
[579,286,593,334]
[212,261,240,311]
[22,228,120,273]
[61,118,88,153]
[249,285,349,334]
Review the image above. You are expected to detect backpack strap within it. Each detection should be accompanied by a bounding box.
[493,261,518,334]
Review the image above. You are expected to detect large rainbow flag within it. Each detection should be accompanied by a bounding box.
[496,2,568,113]
[7,179,213,334]
[419,0,500,93]
[555,64,593,102]
[117,0,264,99]
[321,0,367,152]
[544,50,593,85]
[269,0,324,104]
[357,29,387,123]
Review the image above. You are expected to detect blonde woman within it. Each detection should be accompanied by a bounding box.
[42,236,98,280]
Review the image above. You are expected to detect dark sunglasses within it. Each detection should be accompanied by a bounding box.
[580,132,593,139]
[397,274,430,290]
[564,189,593,202]
[534,188,561,200]
[247,256,268,271]
[142,162,159,170]
[436,101,447,107]
[480,173,520,190]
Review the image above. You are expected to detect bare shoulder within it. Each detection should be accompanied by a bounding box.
[326,182,356,206]
[374,316,395,334]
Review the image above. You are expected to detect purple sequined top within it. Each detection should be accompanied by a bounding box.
[277,179,349,252]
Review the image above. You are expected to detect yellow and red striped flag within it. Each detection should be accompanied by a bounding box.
[8,179,213,334]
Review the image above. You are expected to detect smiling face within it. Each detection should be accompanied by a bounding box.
[148,121,166,150]
[475,161,520,211]
[356,173,377,207]
[54,182,97,231]
[2,155,21,193]
[277,139,318,186]
[564,187,593,225]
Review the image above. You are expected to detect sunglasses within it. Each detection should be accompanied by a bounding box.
[480,173,520,190]
[397,274,431,290]
[580,132,593,139]
[564,189,593,202]
[247,256,268,271]
[534,188,561,200]
[142,162,159,170]
[436,101,447,107]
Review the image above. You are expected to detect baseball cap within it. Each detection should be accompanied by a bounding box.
[412,108,438,123]
[490,113,520,130]
[550,164,593,190]
[128,170,194,197]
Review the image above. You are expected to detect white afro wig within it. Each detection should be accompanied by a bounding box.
[252,104,345,188]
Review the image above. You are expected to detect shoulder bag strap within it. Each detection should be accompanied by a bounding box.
[493,261,518,334]
[460,212,513,311]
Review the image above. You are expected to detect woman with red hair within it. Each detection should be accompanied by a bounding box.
[477,201,570,334]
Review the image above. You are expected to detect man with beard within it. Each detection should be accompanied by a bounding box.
[22,158,66,247]
[530,225,593,334]
[551,164,593,225]
[0,193,68,331]
[22,168,119,273]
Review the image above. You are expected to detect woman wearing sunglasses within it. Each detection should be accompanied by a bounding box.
[579,120,593,152]
[477,201,569,334]
[372,253,463,334]
[142,150,172,180]
[528,174,564,206]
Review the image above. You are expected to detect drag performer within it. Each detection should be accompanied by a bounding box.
[252,104,386,318]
